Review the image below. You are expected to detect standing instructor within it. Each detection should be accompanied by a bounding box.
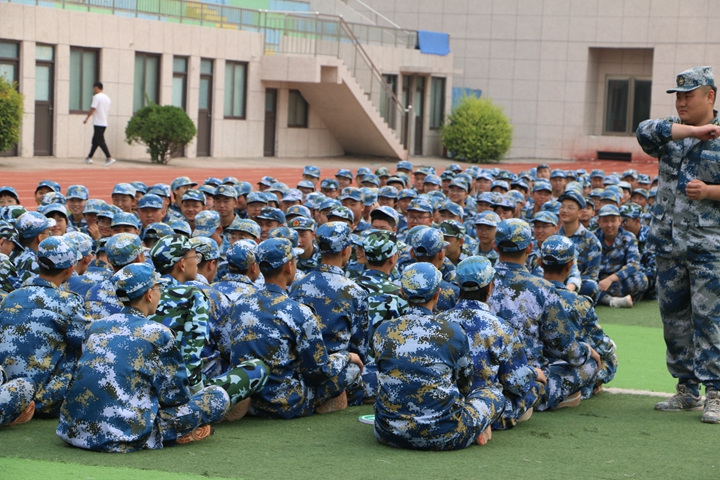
[636,66,720,424]
[83,82,115,167]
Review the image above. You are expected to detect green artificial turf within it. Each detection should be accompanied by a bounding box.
[595,299,664,329]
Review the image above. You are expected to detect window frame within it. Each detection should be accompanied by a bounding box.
[133,52,161,113]
[223,61,248,120]
[68,46,99,114]
[602,75,652,136]
[172,55,189,111]
[429,76,446,130]
[287,89,309,128]
[0,40,20,84]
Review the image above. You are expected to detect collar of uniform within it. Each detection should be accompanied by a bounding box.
[264,282,287,295]
[218,273,253,284]
[406,305,433,316]
[495,261,528,272]
[162,274,181,286]
[28,276,57,289]
[317,263,344,276]
[548,279,566,290]
[455,298,491,312]
[121,305,148,318]
[559,222,587,238]
[362,268,390,281]
[194,273,209,285]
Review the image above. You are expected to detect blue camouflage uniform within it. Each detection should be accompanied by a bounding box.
[595,222,648,301]
[0,365,35,426]
[558,222,601,301]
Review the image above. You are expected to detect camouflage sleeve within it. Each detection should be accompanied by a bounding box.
[566,263,582,290]
[152,325,192,408]
[614,234,641,281]
[349,289,369,362]
[541,294,590,367]
[575,296,614,356]
[295,305,343,384]
[582,236,602,282]
[496,331,538,397]
[636,117,675,158]
[60,293,93,353]
[454,328,474,397]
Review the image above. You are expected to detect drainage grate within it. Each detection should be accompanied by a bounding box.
[597,151,632,162]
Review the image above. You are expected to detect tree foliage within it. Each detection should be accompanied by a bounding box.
[125,103,197,164]
[441,95,513,163]
[0,76,24,153]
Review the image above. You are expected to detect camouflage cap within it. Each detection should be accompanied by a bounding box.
[181,189,206,204]
[495,219,533,252]
[550,169,566,179]
[303,165,321,178]
[226,239,257,270]
[362,230,398,263]
[336,169,354,180]
[407,198,434,214]
[98,204,123,220]
[511,179,530,191]
[474,210,501,227]
[111,212,140,229]
[540,235,576,266]
[357,167,372,177]
[130,181,148,194]
[440,201,464,219]
[41,192,67,206]
[649,187,657,198]
[532,210,559,226]
[192,210,221,237]
[667,66,714,93]
[493,194,515,209]
[0,186,19,201]
[401,262,442,304]
[362,188,378,207]
[255,207,286,224]
[622,169,639,180]
[221,176,239,186]
[198,185,216,198]
[282,189,304,204]
[456,256,495,291]
[328,206,354,223]
[268,226,300,248]
[40,203,69,218]
[449,177,469,191]
[0,220,19,242]
[297,180,315,190]
[136,193,163,210]
[66,185,89,200]
[600,190,621,204]
[286,205,312,219]
[37,236,77,269]
[320,178,339,190]
[396,160,413,171]
[257,175,277,187]
[247,192,268,205]
[411,227,449,257]
[441,171,456,180]
[387,176,406,187]
[36,180,60,193]
[168,219,192,237]
[638,174,651,184]
[64,231,93,258]
[632,188,649,199]
[447,163,462,173]
[603,175,620,186]
[113,263,166,302]
[148,184,172,198]
[171,176,197,191]
[340,187,364,202]
[476,171,494,181]
[16,211,54,239]
[288,216,316,231]
[82,199,106,215]
[598,205,621,217]
[316,221,352,254]
[257,237,304,269]
[375,167,391,178]
[236,182,253,196]
[424,174,442,186]
[541,199,561,215]
[106,233,144,267]
[226,218,261,239]
[559,189,586,209]
[143,222,174,240]
[590,169,605,178]
[507,190,526,206]
[590,188,605,198]
[112,183,136,197]
[476,192,495,204]
[370,205,400,225]
[150,234,192,271]
[617,181,633,192]
[439,219,466,238]
[415,166,435,176]
[620,202,643,219]
[204,177,223,187]
[190,236,221,261]
[398,189,418,200]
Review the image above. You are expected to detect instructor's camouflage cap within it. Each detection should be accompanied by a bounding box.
[439,219,466,238]
[667,66,714,93]
[190,237,221,262]
[540,235,576,266]
[37,236,77,269]
[106,233,144,267]
[456,256,495,291]
[620,202,643,219]
[0,253,14,293]
[226,239,257,271]
[411,227,449,257]
[316,221,352,254]
[64,231,93,258]
[495,219,533,252]
[113,263,166,302]
[256,238,304,270]
[401,262,442,304]
[362,230,398,262]
[150,234,192,272]
[16,211,54,239]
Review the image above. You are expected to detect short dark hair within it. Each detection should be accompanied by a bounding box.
[541,261,571,275]
[413,252,440,263]
[259,261,284,278]
[39,265,68,276]
[367,257,392,268]
[497,248,525,260]
[459,284,490,302]
[93,82,103,90]
[228,263,251,276]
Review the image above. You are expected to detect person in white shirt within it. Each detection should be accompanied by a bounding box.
[83,82,115,167]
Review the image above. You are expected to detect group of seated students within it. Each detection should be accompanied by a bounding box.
[0,160,652,451]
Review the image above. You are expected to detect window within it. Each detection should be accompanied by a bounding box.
[69,47,98,112]
[604,76,652,135]
[224,61,247,118]
[133,53,160,112]
[172,56,188,110]
[0,40,19,83]
[287,89,308,128]
[430,77,446,129]
[380,74,397,127]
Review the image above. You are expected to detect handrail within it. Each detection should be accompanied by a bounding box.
[341,0,404,30]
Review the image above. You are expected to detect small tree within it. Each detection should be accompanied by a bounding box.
[0,76,24,153]
[441,95,513,163]
[125,103,197,164]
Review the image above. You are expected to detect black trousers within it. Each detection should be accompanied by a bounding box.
[88,125,111,158]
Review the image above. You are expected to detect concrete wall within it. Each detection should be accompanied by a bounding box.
[357,0,720,160]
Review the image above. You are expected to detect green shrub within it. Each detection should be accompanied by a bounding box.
[441,95,513,163]
[125,104,197,164]
[0,76,24,153]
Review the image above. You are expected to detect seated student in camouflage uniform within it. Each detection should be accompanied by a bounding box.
[0,221,22,292]
[373,263,500,450]
[488,219,602,411]
[437,256,546,430]
[288,216,321,273]
[0,365,36,427]
[525,211,583,291]
[473,211,500,265]
[594,205,648,308]
[57,263,231,451]
[539,235,618,398]
[620,203,656,299]
[13,211,55,284]
[85,233,147,320]
[149,235,269,422]
[62,231,97,298]
[290,222,369,405]
[229,238,364,419]
[0,236,92,418]
[408,227,458,312]
[213,240,260,304]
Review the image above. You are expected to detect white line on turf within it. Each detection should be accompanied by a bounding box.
[605,387,677,398]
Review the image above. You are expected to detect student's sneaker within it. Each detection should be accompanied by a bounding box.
[316,391,348,415]
[9,401,35,426]
[83,157,93,164]
[593,384,604,395]
[701,391,720,424]
[556,391,582,409]
[103,158,116,167]
[654,384,703,411]
[476,426,492,446]
[517,407,533,423]
[609,295,633,308]
[176,425,213,444]
[223,398,251,422]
